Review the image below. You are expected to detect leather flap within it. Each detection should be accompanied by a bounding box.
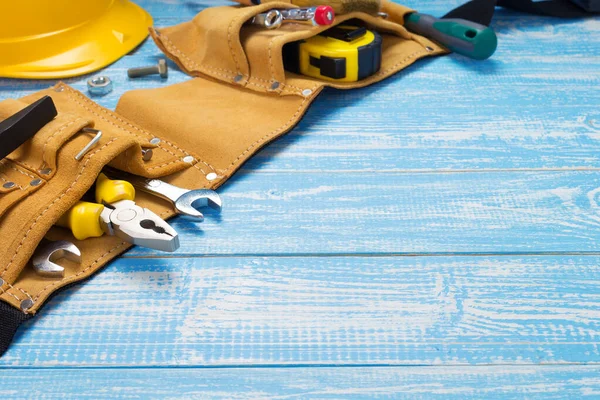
[116,77,321,185]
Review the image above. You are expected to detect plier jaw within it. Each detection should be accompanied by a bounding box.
[101,200,180,253]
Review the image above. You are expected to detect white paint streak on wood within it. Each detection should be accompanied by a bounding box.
[0,0,598,395]
[1,256,600,366]
[2,366,600,399]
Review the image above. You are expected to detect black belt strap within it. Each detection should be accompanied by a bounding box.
[444,0,597,26]
[0,300,32,357]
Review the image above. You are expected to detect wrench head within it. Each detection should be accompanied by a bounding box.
[177,190,222,221]
[32,240,82,278]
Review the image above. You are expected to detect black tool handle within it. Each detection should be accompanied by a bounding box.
[0,96,58,161]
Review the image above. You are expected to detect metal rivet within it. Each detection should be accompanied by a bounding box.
[234,74,244,83]
[40,168,52,175]
[426,46,434,52]
[20,299,34,311]
[3,182,15,189]
[30,179,42,187]
[0,278,4,286]
[206,172,218,181]
[377,11,389,18]
[142,149,153,161]
[54,86,64,92]
[302,89,313,96]
[183,156,194,163]
[150,138,161,145]
[270,81,280,90]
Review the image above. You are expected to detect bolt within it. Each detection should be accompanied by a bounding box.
[128,59,168,79]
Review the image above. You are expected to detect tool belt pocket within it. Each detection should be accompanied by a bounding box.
[1,99,93,177]
[0,87,198,314]
[150,0,444,95]
[0,101,89,223]
[0,159,46,220]
[117,1,445,186]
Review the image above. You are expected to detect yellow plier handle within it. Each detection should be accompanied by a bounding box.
[95,173,135,205]
[57,173,136,240]
[57,202,105,240]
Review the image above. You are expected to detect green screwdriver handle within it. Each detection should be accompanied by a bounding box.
[405,13,498,60]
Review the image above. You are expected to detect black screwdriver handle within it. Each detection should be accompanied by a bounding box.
[0,96,58,161]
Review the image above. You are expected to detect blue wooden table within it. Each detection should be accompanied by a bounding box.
[1,0,600,398]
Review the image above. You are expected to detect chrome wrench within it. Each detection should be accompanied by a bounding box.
[32,240,81,278]
[104,168,222,222]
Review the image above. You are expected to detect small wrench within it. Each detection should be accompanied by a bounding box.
[249,6,334,29]
[250,9,283,29]
[104,168,222,221]
[32,240,81,278]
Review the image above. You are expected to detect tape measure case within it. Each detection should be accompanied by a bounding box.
[283,25,383,82]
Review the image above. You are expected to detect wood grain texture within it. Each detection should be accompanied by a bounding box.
[126,170,600,256]
[2,255,600,366]
[0,0,599,395]
[2,365,600,399]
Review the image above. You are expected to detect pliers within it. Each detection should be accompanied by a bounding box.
[57,173,179,252]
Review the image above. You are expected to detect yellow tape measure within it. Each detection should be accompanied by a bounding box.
[283,25,382,82]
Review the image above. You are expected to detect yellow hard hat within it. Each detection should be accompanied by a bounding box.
[0,0,153,79]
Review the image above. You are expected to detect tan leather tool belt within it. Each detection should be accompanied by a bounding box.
[0,1,443,354]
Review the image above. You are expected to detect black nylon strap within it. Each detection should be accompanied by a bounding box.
[0,300,31,358]
[444,0,597,26]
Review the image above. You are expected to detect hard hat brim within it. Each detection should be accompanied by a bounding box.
[0,1,153,79]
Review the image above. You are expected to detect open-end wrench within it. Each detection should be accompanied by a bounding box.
[32,240,81,278]
[104,168,222,222]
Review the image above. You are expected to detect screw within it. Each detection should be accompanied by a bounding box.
[128,59,168,79]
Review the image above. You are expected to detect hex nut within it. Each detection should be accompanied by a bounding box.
[87,76,113,96]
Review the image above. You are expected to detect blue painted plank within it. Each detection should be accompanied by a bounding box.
[0,1,598,394]
[2,255,600,366]
[124,170,600,256]
[1,365,600,399]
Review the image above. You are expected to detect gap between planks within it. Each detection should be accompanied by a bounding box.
[2,363,600,370]
[238,167,600,174]
[121,252,600,259]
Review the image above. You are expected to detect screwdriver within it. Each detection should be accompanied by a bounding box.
[404,13,498,60]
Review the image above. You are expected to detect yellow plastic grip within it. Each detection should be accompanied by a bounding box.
[57,201,105,240]
[95,173,135,204]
